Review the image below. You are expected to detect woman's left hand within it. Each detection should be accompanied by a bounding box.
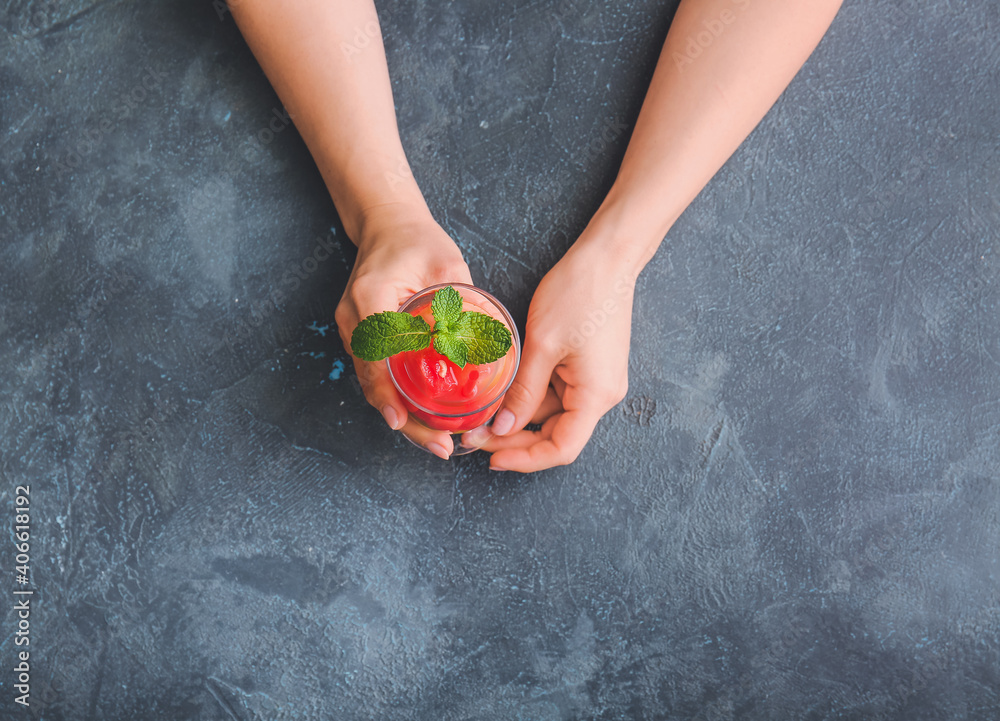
[465,237,638,472]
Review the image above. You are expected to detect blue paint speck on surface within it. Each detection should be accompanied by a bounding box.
[328,359,345,380]
[307,321,330,337]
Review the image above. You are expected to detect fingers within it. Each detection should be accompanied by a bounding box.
[460,384,561,451]
[331,227,478,451]
[398,420,455,459]
[351,354,454,457]
[531,385,563,424]
[492,337,559,436]
[486,406,603,473]
[350,356,409,431]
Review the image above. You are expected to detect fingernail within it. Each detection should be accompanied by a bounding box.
[462,426,492,448]
[489,465,507,472]
[492,409,515,436]
[382,405,401,430]
[427,442,450,460]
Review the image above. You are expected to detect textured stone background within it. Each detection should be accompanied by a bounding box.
[1,0,998,719]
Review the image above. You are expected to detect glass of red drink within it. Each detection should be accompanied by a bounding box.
[387,282,521,456]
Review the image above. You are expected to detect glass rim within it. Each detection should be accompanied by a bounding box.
[386,282,521,419]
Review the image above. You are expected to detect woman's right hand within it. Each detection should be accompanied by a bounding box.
[335,204,474,459]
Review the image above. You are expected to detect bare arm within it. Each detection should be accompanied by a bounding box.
[229,0,427,239]
[587,0,844,273]
[479,0,844,472]
[230,0,473,458]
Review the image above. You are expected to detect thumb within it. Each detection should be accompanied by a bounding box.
[491,336,556,436]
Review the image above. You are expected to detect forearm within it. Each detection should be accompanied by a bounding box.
[229,0,429,243]
[583,0,843,274]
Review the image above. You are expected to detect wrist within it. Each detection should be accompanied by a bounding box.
[318,144,431,245]
[353,206,469,279]
[573,192,673,281]
[353,200,435,250]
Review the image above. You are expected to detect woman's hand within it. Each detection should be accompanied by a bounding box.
[467,235,637,472]
[335,205,473,458]
[466,0,842,471]
[231,1,471,460]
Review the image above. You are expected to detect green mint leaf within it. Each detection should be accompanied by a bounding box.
[448,311,512,365]
[350,311,432,361]
[431,285,463,332]
[432,334,468,368]
[349,285,511,367]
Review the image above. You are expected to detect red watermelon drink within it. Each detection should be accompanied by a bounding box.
[350,282,520,457]
[387,284,519,452]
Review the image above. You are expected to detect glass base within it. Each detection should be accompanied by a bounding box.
[401,428,484,457]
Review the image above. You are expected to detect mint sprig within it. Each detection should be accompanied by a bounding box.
[348,312,432,361]
[350,285,512,368]
[431,285,463,330]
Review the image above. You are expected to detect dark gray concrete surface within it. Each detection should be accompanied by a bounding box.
[2,0,998,718]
